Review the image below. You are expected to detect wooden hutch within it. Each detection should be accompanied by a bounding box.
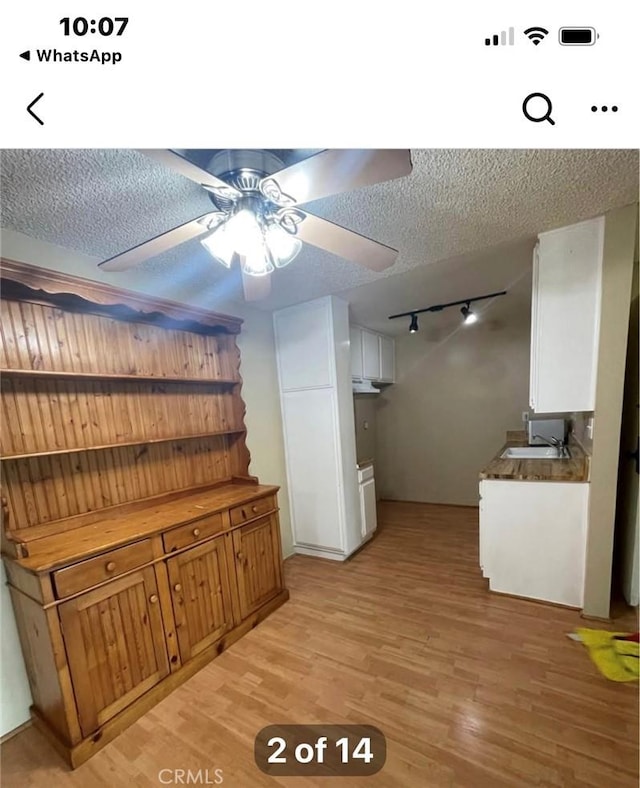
[0,260,288,767]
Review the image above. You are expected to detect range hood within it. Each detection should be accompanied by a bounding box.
[352,379,380,395]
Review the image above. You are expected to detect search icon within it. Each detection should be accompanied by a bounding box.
[522,92,556,125]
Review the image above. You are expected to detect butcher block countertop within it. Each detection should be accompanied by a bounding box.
[479,431,590,483]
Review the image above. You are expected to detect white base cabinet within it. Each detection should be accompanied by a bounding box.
[479,480,589,608]
[358,465,377,540]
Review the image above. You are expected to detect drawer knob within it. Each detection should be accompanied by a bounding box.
[173,583,182,593]
[105,561,116,573]
[149,594,159,604]
[192,527,201,537]
[237,551,245,562]
[217,585,222,594]
[252,505,259,513]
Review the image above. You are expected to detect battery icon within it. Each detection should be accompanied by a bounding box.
[559,27,598,45]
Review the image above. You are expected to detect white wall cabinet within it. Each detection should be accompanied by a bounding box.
[362,330,381,380]
[479,479,589,608]
[350,326,363,379]
[351,325,395,383]
[379,335,395,383]
[274,297,362,561]
[530,216,604,413]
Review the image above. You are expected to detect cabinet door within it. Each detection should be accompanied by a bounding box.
[232,515,283,620]
[379,335,395,382]
[362,330,381,380]
[531,217,603,412]
[360,476,378,538]
[59,567,169,737]
[166,538,235,664]
[350,326,364,379]
[480,481,588,607]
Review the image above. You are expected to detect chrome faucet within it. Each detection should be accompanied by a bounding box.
[532,434,565,458]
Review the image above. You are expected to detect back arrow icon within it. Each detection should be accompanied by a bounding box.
[27,92,44,125]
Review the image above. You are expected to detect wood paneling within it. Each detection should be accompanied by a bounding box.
[3,436,232,528]
[0,258,242,335]
[167,538,235,663]
[0,376,243,458]
[0,300,239,380]
[233,515,283,619]
[59,568,169,738]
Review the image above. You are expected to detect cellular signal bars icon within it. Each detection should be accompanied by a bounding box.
[485,27,515,46]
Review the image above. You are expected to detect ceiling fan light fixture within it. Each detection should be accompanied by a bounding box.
[200,222,235,268]
[265,222,302,269]
[240,249,274,277]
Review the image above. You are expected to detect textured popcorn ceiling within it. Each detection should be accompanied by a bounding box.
[0,149,637,314]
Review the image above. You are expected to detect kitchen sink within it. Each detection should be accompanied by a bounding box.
[501,446,570,459]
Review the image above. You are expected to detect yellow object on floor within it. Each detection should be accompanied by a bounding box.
[575,628,639,682]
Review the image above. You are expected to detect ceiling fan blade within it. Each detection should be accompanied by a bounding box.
[140,150,242,199]
[295,212,398,272]
[263,149,412,205]
[98,213,217,272]
[241,266,272,302]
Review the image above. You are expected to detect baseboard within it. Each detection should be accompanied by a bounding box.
[293,545,347,561]
[489,587,581,611]
[0,719,31,744]
[379,498,479,509]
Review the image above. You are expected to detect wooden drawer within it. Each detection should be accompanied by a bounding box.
[53,540,154,599]
[162,512,224,553]
[229,495,276,527]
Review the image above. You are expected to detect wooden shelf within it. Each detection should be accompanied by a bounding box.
[1,429,247,461]
[0,369,240,386]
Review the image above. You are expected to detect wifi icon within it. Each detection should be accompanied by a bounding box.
[524,26,549,45]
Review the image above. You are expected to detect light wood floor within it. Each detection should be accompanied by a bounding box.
[2,502,638,787]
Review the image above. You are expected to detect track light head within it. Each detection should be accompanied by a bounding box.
[461,303,478,325]
[409,314,419,333]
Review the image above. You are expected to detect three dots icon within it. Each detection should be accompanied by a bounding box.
[591,105,618,113]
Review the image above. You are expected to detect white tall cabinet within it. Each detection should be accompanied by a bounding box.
[530,216,604,413]
[274,297,362,560]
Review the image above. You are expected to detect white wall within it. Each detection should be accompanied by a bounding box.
[375,272,532,506]
[583,205,638,618]
[0,563,32,735]
[0,229,293,736]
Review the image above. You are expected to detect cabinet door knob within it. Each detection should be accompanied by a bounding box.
[252,505,258,513]
[192,527,201,537]
[237,551,245,562]
[149,594,159,604]
[105,561,116,572]
[173,583,182,593]
[217,585,222,594]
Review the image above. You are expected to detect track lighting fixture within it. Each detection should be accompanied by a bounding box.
[388,290,507,331]
[461,303,478,325]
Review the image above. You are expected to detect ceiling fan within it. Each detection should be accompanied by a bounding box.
[98,149,413,301]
